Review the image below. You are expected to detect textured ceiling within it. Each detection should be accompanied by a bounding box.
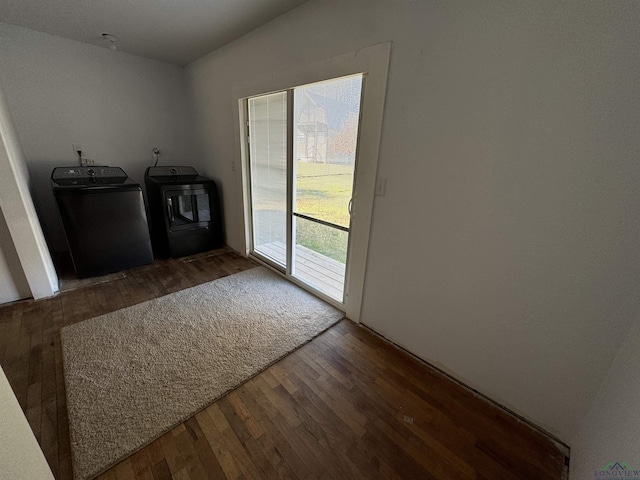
[0,0,309,65]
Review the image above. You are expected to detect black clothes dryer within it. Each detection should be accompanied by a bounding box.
[144,166,224,258]
[52,166,154,278]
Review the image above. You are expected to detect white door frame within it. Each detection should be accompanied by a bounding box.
[233,42,391,322]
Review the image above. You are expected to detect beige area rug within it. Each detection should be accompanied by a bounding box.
[61,266,343,480]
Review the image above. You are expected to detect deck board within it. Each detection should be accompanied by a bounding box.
[255,241,345,301]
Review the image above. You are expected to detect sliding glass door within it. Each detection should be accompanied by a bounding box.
[247,91,288,267]
[246,75,363,304]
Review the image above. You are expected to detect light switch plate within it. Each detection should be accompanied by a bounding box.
[375,178,387,196]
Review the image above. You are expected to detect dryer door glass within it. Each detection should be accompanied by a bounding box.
[177,196,195,222]
[196,194,211,222]
[165,189,211,230]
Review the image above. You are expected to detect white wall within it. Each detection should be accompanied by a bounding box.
[0,23,197,253]
[186,0,640,442]
[0,210,30,303]
[0,366,54,480]
[0,77,58,301]
[570,318,640,477]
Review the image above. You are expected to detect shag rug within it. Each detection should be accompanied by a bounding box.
[61,266,343,480]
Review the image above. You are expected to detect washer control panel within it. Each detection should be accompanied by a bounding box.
[146,166,198,177]
[52,166,128,186]
[53,167,126,179]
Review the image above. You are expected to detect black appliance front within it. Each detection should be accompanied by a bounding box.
[52,166,154,278]
[145,166,224,258]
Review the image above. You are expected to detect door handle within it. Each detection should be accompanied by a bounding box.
[348,198,353,216]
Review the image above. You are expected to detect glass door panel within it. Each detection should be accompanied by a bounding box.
[292,75,363,301]
[248,91,288,267]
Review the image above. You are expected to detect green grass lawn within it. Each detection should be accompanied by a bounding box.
[295,161,353,263]
[295,161,353,227]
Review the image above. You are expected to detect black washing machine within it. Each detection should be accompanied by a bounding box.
[52,166,154,278]
[144,166,224,258]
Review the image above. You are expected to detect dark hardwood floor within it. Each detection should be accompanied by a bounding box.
[0,248,569,479]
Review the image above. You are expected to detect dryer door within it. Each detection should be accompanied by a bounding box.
[163,187,211,231]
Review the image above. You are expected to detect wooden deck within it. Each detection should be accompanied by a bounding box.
[255,241,345,302]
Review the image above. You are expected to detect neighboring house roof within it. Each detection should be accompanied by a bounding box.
[299,90,359,130]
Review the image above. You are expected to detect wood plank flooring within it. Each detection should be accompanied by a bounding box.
[0,248,569,479]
